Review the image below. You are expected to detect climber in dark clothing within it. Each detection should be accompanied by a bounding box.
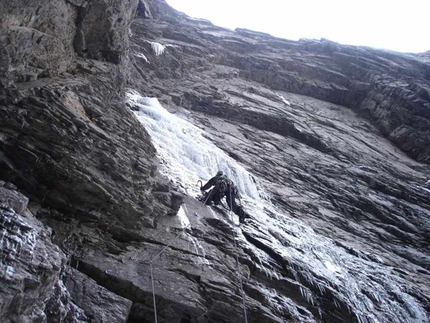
[200,171,246,223]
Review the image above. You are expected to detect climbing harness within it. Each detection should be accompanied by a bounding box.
[149,223,191,323]
[229,189,248,323]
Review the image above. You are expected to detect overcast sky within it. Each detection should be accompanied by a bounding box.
[166,0,429,53]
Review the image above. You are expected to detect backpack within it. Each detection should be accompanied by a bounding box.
[215,176,239,198]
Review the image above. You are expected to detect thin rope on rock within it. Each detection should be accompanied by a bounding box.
[229,188,249,323]
[149,222,190,323]
[203,189,213,205]
[149,183,247,323]
[150,263,158,323]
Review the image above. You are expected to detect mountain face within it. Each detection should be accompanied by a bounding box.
[1,0,429,323]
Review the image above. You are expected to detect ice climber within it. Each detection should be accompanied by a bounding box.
[200,171,247,223]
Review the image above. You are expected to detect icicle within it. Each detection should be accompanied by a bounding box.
[149,42,165,56]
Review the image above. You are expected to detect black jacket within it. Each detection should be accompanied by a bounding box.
[201,175,223,191]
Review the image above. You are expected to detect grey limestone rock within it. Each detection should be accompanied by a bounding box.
[0,0,77,86]
[63,268,132,323]
[0,200,66,323]
[1,0,430,323]
[74,0,139,64]
[0,186,29,214]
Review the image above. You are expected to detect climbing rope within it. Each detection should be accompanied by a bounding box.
[203,190,213,205]
[150,263,157,323]
[151,180,247,322]
[229,189,249,323]
[149,223,191,323]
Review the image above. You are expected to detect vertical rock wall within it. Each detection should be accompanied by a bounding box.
[0,0,175,321]
[0,0,429,322]
[0,0,76,85]
[0,185,65,323]
[0,0,138,87]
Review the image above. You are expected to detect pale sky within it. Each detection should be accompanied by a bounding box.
[166,0,429,53]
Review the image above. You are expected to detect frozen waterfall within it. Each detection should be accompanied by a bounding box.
[127,92,262,201]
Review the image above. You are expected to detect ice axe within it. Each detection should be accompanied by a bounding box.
[197,179,213,205]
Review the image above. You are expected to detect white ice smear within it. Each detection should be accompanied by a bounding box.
[277,93,291,106]
[149,42,166,56]
[177,206,190,228]
[134,53,150,64]
[0,206,38,281]
[411,183,430,194]
[127,91,427,323]
[188,235,211,266]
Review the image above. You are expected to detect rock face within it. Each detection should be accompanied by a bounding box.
[1,1,430,323]
[130,1,430,163]
[0,183,132,323]
[0,0,139,86]
[0,185,65,323]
